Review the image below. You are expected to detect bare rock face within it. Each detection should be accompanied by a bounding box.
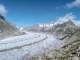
[0,15,23,40]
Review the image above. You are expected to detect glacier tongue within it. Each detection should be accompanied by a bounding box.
[0,32,62,60]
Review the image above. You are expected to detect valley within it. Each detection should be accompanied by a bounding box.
[0,32,62,60]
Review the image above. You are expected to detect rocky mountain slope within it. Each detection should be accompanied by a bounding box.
[22,20,80,60]
[0,15,23,40]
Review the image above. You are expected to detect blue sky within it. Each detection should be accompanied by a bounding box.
[0,0,80,27]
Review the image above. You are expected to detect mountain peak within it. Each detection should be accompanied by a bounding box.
[67,19,72,23]
[66,20,75,25]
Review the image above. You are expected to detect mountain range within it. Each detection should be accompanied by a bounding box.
[23,20,80,46]
[22,20,80,60]
[23,20,80,37]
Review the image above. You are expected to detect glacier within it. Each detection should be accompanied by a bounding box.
[0,32,62,60]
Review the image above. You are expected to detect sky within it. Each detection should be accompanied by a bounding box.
[0,0,80,27]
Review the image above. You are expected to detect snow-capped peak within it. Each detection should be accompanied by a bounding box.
[20,28,23,31]
[37,22,56,28]
[37,23,44,27]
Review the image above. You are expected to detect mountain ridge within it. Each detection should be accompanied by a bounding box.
[0,15,24,40]
[22,20,80,60]
[23,20,80,45]
[23,20,79,36]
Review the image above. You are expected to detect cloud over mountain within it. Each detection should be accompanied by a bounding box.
[57,13,80,26]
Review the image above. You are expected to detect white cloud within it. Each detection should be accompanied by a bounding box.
[57,13,80,26]
[56,0,80,9]
[65,0,80,8]
[0,4,7,16]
